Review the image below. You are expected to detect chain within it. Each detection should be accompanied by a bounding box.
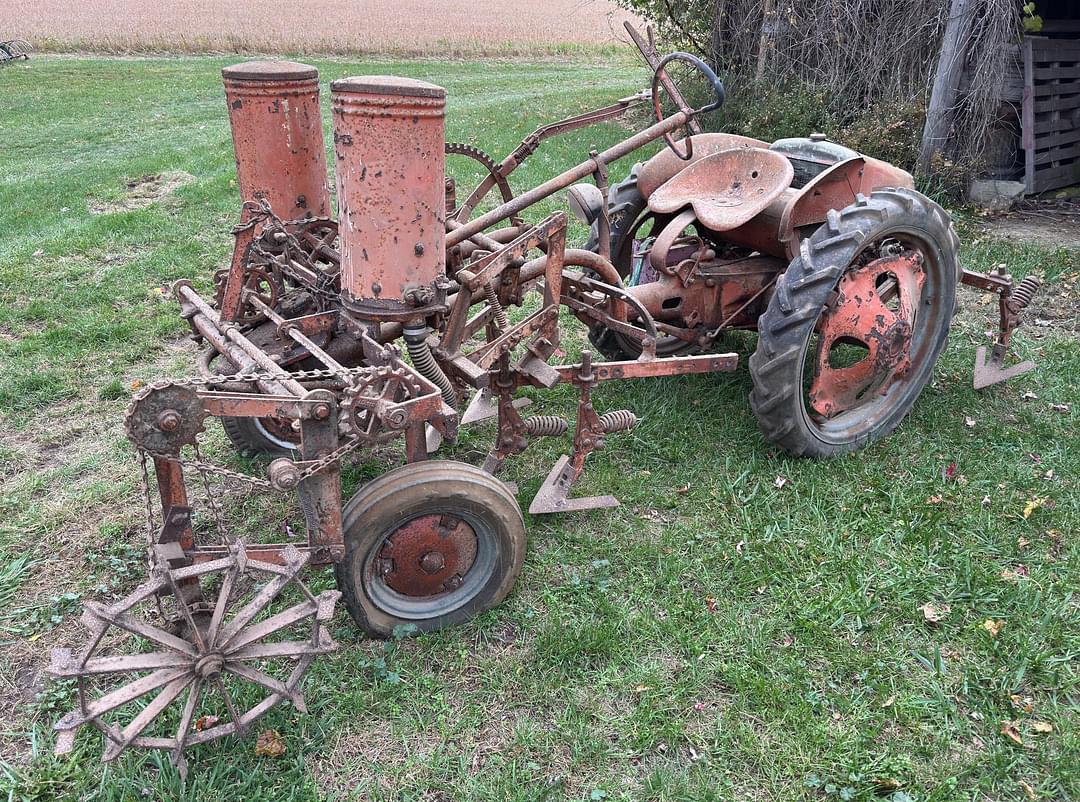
[161,364,377,390]
[193,441,228,541]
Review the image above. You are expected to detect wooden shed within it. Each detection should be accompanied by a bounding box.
[969,2,1080,193]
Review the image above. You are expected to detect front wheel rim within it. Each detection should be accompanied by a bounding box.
[361,509,498,620]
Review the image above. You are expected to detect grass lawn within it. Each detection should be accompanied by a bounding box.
[0,55,1077,802]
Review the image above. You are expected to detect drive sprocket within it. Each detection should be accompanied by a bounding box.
[125,382,207,455]
[445,142,520,225]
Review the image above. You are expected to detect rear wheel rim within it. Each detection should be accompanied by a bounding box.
[799,234,949,445]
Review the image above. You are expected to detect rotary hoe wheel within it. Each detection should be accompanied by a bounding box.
[49,544,339,775]
[749,187,960,457]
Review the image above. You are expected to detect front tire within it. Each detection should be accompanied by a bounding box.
[334,461,526,638]
[749,187,960,458]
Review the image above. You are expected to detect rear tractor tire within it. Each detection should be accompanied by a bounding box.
[334,461,526,638]
[221,414,298,459]
[749,187,960,458]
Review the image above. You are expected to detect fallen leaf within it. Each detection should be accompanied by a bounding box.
[633,685,652,693]
[964,416,976,428]
[675,484,690,494]
[926,494,944,505]
[735,540,745,554]
[1001,564,1029,581]
[1001,721,1024,746]
[705,596,718,613]
[983,619,1005,637]
[773,475,789,489]
[194,714,220,732]
[1031,720,1053,734]
[1020,780,1036,800]
[1028,452,1042,464]
[1023,498,1047,519]
[982,495,992,507]
[254,729,286,758]
[1018,536,1030,550]
[944,462,958,481]
[781,634,794,647]
[1050,403,1070,413]
[882,695,896,708]
[131,380,144,391]
[1044,469,1054,480]
[1010,694,1034,713]
[692,701,706,712]
[920,603,950,624]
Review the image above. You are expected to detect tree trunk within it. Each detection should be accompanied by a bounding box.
[918,0,976,175]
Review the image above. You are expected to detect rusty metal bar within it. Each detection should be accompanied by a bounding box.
[175,282,306,397]
[245,295,348,374]
[446,109,695,247]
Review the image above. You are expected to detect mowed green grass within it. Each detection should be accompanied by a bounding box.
[0,55,1078,802]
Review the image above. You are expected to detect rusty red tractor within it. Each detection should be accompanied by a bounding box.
[51,26,1040,772]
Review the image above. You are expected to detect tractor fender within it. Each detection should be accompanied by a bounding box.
[778,156,914,260]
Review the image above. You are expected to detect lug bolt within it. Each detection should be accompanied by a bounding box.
[156,409,181,432]
[420,551,445,574]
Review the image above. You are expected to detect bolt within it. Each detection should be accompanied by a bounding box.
[313,403,331,420]
[442,573,463,591]
[156,409,181,432]
[268,458,301,491]
[414,242,425,256]
[378,558,395,576]
[371,282,382,296]
[420,551,446,574]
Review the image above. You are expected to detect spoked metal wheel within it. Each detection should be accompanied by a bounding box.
[750,187,960,457]
[335,461,526,638]
[50,544,339,775]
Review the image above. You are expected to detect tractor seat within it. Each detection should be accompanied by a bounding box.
[647,147,794,233]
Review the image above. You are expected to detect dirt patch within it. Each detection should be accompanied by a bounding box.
[88,171,194,215]
[986,216,1080,252]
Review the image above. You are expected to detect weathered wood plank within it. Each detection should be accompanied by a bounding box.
[918,0,975,174]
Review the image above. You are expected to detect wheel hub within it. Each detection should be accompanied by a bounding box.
[809,253,925,418]
[377,514,478,598]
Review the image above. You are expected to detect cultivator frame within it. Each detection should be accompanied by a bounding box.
[51,25,1042,771]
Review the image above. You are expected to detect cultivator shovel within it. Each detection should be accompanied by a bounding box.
[961,267,1042,389]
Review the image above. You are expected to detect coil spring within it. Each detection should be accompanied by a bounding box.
[524,415,568,437]
[598,409,637,433]
[405,338,457,408]
[485,282,509,330]
[1010,275,1040,311]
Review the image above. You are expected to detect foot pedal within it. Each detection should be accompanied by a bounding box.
[528,455,619,514]
[973,346,1036,390]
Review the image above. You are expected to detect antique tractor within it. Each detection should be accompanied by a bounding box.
[50,27,1040,772]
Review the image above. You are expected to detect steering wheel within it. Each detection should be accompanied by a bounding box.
[651,52,726,161]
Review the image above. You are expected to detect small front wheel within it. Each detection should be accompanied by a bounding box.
[334,461,526,638]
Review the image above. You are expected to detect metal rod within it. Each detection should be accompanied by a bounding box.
[446,110,694,248]
[176,283,307,397]
[245,295,348,375]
